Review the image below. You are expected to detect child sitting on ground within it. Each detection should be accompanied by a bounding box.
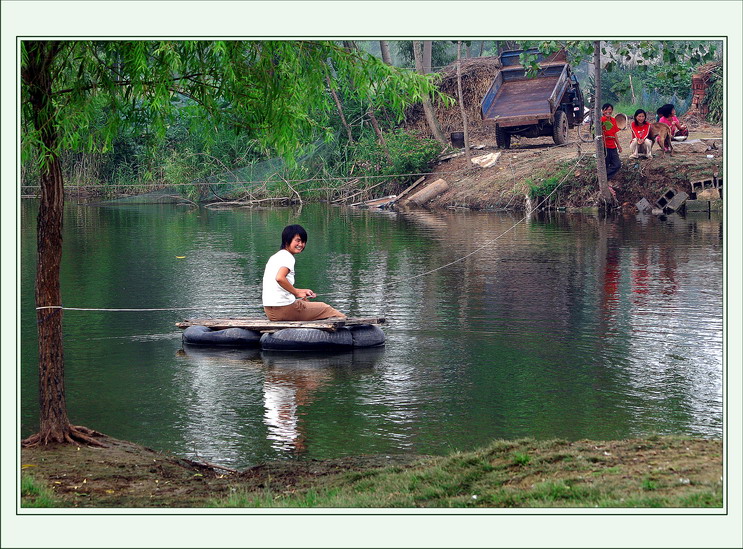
[657,104,689,140]
[629,109,652,159]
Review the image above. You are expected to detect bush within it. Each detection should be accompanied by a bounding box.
[526,165,573,200]
[347,129,443,190]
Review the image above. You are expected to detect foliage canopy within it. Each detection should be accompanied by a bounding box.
[21,40,444,168]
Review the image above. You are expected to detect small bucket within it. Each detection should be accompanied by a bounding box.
[450,131,465,148]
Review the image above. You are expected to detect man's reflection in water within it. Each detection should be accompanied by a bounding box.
[262,363,331,453]
[178,346,384,455]
[260,349,383,454]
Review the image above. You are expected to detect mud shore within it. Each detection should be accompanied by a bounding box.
[411,124,723,212]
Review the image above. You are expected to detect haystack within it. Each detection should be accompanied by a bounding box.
[404,56,502,141]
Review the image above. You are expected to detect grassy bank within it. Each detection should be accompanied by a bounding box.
[21,435,722,508]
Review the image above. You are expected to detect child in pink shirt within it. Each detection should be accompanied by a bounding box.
[657,104,688,139]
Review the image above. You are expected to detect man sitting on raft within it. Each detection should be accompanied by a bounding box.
[262,224,346,322]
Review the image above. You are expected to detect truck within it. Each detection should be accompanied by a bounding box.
[480,49,585,149]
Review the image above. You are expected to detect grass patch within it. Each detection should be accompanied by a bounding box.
[207,438,723,509]
[525,163,576,201]
[21,474,61,508]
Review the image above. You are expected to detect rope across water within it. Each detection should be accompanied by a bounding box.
[35,148,589,314]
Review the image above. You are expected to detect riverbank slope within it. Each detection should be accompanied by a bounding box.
[405,123,723,212]
[21,435,722,508]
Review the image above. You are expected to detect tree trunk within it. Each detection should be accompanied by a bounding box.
[326,75,353,142]
[594,41,612,203]
[412,41,446,144]
[422,41,433,74]
[367,108,391,162]
[456,42,471,162]
[379,40,392,65]
[22,41,102,447]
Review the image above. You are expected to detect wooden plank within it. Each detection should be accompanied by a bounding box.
[175,317,386,332]
[394,176,426,201]
[350,195,397,208]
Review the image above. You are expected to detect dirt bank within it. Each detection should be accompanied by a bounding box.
[408,122,723,212]
[20,436,424,508]
[21,434,722,508]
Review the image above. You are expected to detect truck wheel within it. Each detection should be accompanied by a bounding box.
[495,126,511,149]
[552,110,568,145]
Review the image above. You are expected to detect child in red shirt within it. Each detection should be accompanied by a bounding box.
[629,109,652,159]
[601,103,622,181]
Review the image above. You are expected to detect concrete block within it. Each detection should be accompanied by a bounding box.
[714,176,723,198]
[691,179,715,195]
[685,200,710,213]
[664,191,688,212]
[655,188,677,209]
[636,198,652,213]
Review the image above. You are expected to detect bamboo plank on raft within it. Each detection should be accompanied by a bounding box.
[175,317,386,332]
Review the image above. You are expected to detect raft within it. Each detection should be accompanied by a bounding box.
[178,317,385,351]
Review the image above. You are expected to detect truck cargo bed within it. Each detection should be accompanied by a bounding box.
[483,75,560,123]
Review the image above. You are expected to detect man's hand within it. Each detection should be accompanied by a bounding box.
[295,289,316,299]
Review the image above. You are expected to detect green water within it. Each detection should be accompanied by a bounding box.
[21,201,723,468]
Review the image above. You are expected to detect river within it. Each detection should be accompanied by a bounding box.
[20,201,723,469]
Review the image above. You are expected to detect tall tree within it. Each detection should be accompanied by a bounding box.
[21,40,440,446]
[593,41,611,202]
[412,41,447,144]
[422,41,433,73]
[23,42,100,446]
[379,40,392,65]
[456,41,471,162]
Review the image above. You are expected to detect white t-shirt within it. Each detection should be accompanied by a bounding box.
[262,249,296,306]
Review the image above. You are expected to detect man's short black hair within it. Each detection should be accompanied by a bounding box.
[281,224,308,249]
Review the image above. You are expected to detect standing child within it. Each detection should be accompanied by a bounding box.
[262,224,346,322]
[601,103,622,183]
[629,109,652,159]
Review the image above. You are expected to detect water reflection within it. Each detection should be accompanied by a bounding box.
[178,345,384,459]
[21,202,723,468]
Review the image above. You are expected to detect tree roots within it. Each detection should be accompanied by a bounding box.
[22,425,107,448]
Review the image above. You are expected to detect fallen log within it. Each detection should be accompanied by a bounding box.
[405,178,449,205]
[393,176,426,202]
